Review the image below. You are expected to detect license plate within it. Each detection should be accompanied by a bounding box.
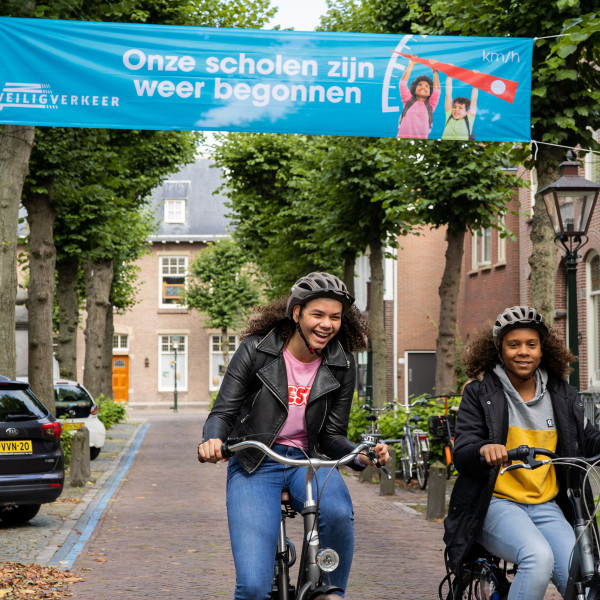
[62,422,84,432]
[0,440,32,454]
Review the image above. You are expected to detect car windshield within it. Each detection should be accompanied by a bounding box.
[0,388,48,421]
[55,385,93,418]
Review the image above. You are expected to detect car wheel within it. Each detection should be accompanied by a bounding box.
[90,446,101,460]
[0,504,41,524]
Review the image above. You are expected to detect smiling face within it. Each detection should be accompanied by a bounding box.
[452,101,468,120]
[500,327,542,385]
[293,297,343,355]
[415,79,431,99]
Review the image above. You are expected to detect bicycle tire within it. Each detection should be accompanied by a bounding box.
[416,451,429,490]
[400,438,412,483]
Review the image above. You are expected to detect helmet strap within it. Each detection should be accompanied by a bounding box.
[295,307,321,357]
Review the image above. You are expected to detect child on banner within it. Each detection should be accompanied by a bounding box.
[396,57,440,139]
[442,75,478,141]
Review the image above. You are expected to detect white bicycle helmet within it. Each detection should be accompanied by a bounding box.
[286,272,354,319]
[493,306,549,350]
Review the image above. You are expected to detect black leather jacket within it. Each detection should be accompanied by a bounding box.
[202,328,361,473]
[444,370,600,572]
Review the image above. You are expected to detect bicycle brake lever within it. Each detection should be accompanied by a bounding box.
[378,465,392,480]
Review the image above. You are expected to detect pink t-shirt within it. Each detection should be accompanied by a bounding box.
[397,79,440,139]
[274,347,321,450]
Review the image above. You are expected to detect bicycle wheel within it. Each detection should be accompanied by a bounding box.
[416,451,429,490]
[400,438,412,483]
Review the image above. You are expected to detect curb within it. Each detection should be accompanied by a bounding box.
[34,421,149,569]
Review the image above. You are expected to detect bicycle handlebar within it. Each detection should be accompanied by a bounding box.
[498,444,600,475]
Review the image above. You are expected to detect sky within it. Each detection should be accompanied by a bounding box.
[268,0,329,31]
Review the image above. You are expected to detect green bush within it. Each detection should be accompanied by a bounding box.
[60,422,72,465]
[347,395,461,464]
[96,394,127,429]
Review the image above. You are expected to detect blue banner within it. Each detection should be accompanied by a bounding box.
[0,17,533,142]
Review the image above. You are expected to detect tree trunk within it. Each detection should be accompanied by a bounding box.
[83,259,114,401]
[343,254,356,298]
[104,304,114,399]
[368,239,387,407]
[529,146,563,325]
[0,125,35,379]
[435,226,465,395]
[22,192,56,414]
[56,256,79,380]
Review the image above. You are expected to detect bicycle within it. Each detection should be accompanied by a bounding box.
[399,398,430,490]
[426,394,461,479]
[439,444,600,600]
[359,401,397,443]
[220,437,390,600]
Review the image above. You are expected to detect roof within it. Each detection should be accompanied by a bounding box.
[147,158,231,243]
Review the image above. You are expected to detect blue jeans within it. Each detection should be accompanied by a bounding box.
[226,444,354,600]
[477,497,576,599]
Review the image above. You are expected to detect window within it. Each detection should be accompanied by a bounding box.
[585,131,600,183]
[164,199,186,223]
[471,228,492,269]
[160,256,187,307]
[209,335,238,391]
[113,334,129,350]
[497,216,506,264]
[159,335,187,392]
[587,254,600,387]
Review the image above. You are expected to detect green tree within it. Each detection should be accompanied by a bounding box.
[418,0,600,322]
[187,239,260,369]
[377,140,522,392]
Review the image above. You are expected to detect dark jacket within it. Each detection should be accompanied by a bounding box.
[444,370,600,572]
[202,327,361,473]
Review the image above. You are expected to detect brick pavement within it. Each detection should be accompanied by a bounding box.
[68,410,562,599]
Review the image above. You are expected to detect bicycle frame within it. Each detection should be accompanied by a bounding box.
[221,439,382,600]
[441,446,600,600]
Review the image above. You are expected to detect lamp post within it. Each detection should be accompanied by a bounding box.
[172,336,181,413]
[540,153,600,389]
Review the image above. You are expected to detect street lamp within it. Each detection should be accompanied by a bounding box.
[171,336,181,413]
[540,153,600,389]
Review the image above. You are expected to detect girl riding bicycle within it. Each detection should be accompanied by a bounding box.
[198,272,389,600]
[444,305,600,599]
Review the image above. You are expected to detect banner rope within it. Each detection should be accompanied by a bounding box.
[530,139,600,157]
[533,34,570,40]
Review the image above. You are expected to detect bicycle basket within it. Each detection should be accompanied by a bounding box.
[428,414,456,439]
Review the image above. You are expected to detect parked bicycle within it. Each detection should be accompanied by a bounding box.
[220,437,390,600]
[359,401,397,442]
[426,394,461,479]
[439,444,600,600]
[399,398,430,490]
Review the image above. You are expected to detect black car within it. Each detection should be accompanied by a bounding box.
[0,376,64,524]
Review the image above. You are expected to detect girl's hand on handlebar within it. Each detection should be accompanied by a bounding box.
[358,443,390,467]
[198,438,229,463]
[480,443,510,467]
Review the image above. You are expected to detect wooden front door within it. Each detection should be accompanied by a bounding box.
[112,356,129,403]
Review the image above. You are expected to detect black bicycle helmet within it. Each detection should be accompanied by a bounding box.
[493,305,549,350]
[286,272,354,319]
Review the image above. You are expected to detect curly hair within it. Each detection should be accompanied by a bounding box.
[409,75,433,97]
[464,321,575,379]
[241,297,371,352]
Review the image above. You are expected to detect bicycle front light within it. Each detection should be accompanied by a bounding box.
[315,548,339,573]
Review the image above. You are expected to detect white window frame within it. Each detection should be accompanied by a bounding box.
[585,131,600,184]
[164,198,186,224]
[158,334,188,392]
[497,215,506,264]
[159,255,188,308]
[209,334,238,392]
[587,253,600,388]
[472,228,492,269]
[113,334,129,351]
